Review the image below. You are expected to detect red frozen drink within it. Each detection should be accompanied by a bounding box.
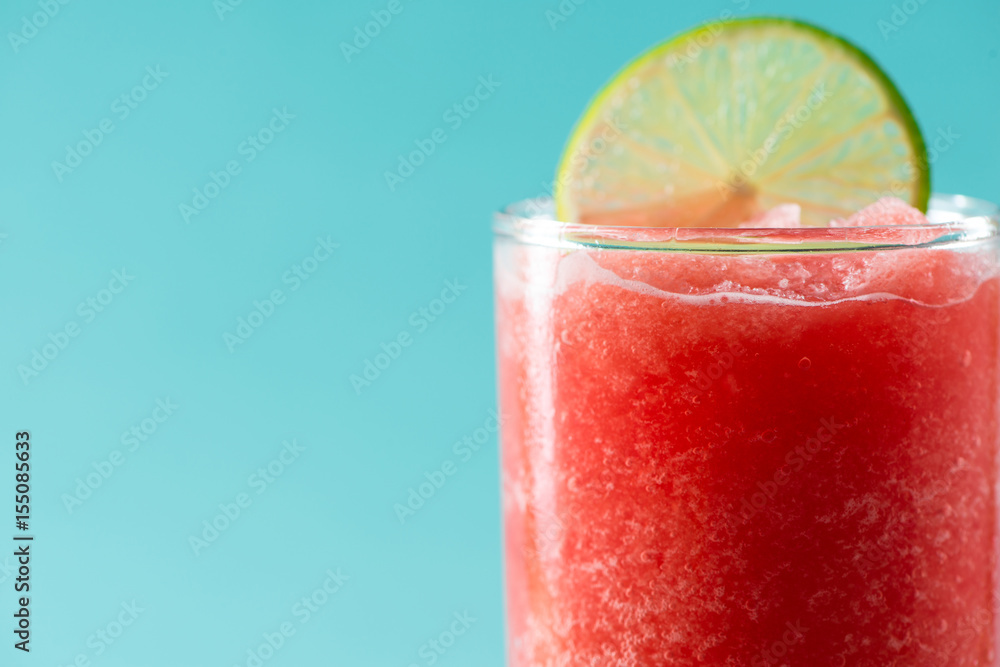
[495,197,1000,665]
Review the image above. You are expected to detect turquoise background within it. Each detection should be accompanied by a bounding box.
[0,0,996,664]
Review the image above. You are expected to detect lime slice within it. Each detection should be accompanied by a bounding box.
[554,17,929,227]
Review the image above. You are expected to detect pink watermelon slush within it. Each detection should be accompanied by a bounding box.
[495,198,1000,665]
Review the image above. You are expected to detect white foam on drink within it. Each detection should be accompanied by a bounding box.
[552,250,985,310]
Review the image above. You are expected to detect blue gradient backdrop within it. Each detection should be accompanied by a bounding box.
[0,0,996,665]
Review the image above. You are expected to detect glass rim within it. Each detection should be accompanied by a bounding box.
[493,193,1000,254]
